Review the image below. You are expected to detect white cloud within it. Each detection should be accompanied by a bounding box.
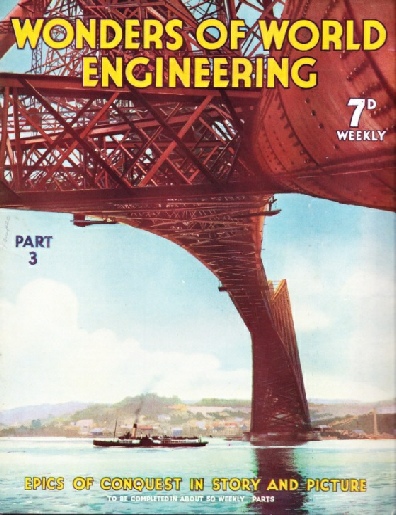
[0,279,251,409]
[304,371,393,403]
[293,303,331,332]
[1,236,394,411]
[341,267,394,300]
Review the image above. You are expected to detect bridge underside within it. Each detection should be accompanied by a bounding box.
[0,0,317,438]
[1,183,311,437]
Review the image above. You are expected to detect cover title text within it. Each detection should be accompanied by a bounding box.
[11,18,387,89]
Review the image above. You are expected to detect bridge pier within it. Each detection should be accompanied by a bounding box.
[248,285,312,444]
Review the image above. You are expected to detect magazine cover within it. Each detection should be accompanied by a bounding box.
[0,0,395,513]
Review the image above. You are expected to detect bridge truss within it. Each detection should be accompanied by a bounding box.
[0,0,312,438]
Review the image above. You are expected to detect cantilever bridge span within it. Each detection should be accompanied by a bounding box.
[0,0,395,440]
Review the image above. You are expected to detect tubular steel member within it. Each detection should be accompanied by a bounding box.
[249,0,396,211]
[0,0,314,440]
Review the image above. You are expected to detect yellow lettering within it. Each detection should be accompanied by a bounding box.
[250,478,261,491]
[168,57,191,87]
[230,57,253,88]
[194,57,211,87]
[288,20,320,51]
[306,478,315,491]
[320,479,330,491]
[75,19,96,49]
[11,18,44,49]
[230,20,246,50]
[291,57,317,88]
[213,57,229,87]
[267,479,279,490]
[100,19,123,49]
[102,56,123,87]
[321,20,343,50]
[267,57,289,88]
[363,20,387,50]
[255,57,263,88]
[42,18,74,49]
[82,57,99,87]
[33,477,42,489]
[125,57,152,87]
[100,477,111,490]
[124,20,140,49]
[196,19,228,50]
[258,20,289,50]
[212,478,220,491]
[143,19,164,49]
[165,19,184,51]
[155,57,164,87]
[346,20,360,50]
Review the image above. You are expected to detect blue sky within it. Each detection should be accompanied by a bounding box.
[0,1,395,409]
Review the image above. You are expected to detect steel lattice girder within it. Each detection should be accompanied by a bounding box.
[0,73,263,191]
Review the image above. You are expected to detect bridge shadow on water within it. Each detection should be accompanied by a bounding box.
[249,446,309,514]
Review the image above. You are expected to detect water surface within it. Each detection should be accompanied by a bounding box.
[0,437,394,514]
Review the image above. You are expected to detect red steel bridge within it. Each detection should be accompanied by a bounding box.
[0,0,394,441]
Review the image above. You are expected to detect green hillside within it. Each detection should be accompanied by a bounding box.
[69,393,182,424]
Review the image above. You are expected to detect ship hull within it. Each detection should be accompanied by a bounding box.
[93,438,207,448]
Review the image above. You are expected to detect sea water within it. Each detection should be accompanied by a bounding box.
[0,438,395,514]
